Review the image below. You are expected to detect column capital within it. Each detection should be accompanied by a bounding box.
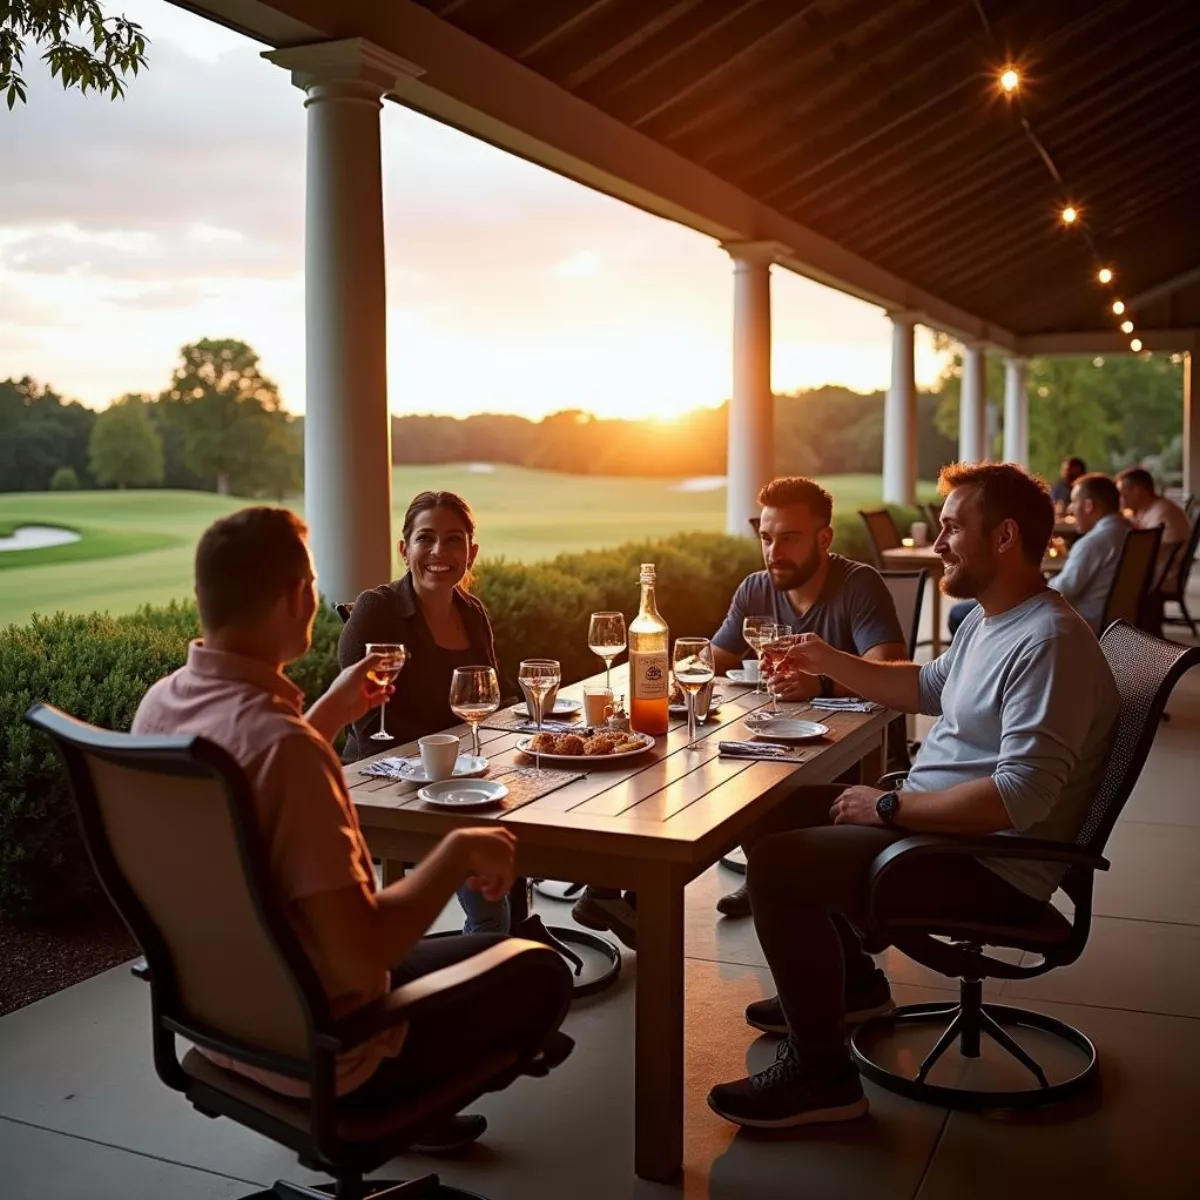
[1003,354,1029,366]
[264,38,424,96]
[721,239,791,267]
[886,309,921,328]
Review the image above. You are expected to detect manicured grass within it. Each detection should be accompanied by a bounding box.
[0,466,934,627]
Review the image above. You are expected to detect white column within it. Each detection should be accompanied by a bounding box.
[265,40,422,605]
[1002,356,1028,466]
[722,242,785,534]
[883,314,917,504]
[959,342,988,463]
[1185,346,1200,500]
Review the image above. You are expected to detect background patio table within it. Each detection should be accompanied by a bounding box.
[344,663,892,1182]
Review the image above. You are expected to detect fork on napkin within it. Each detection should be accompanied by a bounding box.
[809,698,881,713]
[718,740,810,763]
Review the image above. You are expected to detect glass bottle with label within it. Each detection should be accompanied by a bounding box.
[629,562,669,736]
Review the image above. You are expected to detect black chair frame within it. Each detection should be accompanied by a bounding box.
[1161,513,1200,638]
[27,703,571,1200]
[880,568,928,659]
[850,624,1200,1111]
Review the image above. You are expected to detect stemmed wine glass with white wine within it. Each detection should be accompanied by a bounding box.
[518,658,561,771]
[743,616,780,695]
[587,612,626,692]
[449,665,500,759]
[365,642,407,742]
[672,637,716,749]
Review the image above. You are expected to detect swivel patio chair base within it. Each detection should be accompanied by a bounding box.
[851,974,1098,1112]
[251,1175,488,1199]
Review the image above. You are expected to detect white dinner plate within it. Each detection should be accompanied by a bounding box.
[515,732,655,764]
[509,698,583,717]
[418,779,509,808]
[746,717,830,742]
[724,669,759,685]
[391,754,489,783]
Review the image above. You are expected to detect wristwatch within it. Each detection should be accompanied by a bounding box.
[876,790,901,828]
[817,674,835,698]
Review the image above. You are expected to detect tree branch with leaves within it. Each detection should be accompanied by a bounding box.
[1,1,148,109]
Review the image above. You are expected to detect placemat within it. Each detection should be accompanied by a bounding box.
[479,709,590,734]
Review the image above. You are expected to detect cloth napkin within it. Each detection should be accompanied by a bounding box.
[809,698,882,713]
[718,740,810,763]
[358,756,426,780]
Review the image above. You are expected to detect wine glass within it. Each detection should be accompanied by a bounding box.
[672,637,716,749]
[518,658,561,771]
[760,633,801,717]
[588,612,627,692]
[449,665,500,759]
[365,642,407,742]
[742,616,779,694]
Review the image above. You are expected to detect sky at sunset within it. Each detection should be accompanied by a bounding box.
[0,0,947,421]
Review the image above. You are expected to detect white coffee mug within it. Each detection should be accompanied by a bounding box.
[741,659,761,682]
[911,521,929,547]
[419,734,460,781]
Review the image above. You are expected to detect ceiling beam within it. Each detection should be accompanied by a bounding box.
[1017,329,1200,356]
[1130,264,1200,309]
[168,0,1017,349]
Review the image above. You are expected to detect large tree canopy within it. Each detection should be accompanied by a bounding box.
[0,2,148,108]
[88,392,163,489]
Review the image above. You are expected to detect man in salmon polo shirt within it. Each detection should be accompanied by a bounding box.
[133,507,571,1153]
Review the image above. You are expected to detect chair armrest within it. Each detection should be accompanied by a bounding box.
[316,938,558,1053]
[869,834,1109,887]
[876,771,910,791]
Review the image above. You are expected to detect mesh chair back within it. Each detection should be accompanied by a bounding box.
[1102,526,1162,628]
[25,705,325,1072]
[859,509,902,565]
[1074,624,1200,854]
[880,570,927,658]
[921,502,943,533]
[335,602,354,625]
[1163,511,1200,601]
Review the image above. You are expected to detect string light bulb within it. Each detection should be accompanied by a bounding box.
[1112,299,1126,315]
[1130,338,1143,353]
[1060,205,1079,225]
[999,67,1020,94]
[1097,267,1114,285]
[1120,319,1134,334]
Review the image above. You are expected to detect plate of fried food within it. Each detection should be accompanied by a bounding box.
[516,730,655,763]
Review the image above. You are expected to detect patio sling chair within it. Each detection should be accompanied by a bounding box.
[332,603,622,1001]
[850,622,1200,1111]
[25,703,575,1200]
[1160,511,1200,638]
[858,508,903,568]
[1099,526,1162,630]
[879,570,927,659]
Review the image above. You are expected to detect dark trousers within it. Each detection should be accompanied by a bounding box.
[745,785,1044,1073]
[345,933,569,1103]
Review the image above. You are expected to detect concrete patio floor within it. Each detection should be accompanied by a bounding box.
[2,612,1198,1199]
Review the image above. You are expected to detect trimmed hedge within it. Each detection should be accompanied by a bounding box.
[1,516,919,919]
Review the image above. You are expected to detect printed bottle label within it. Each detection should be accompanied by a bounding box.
[631,650,668,701]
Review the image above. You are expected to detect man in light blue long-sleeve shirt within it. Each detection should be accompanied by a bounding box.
[1048,472,1130,633]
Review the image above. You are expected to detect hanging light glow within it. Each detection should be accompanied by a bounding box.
[1120,319,1134,334]
[999,67,1020,94]
[1130,338,1143,353]
[1112,299,1126,315]
[1097,267,1114,285]
[1061,205,1079,225]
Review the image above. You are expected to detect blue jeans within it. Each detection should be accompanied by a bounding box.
[457,883,510,934]
[948,600,977,638]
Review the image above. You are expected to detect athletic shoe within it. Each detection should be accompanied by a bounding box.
[410,1113,487,1154]
[716,883,752,917]
[707,1041,868,1129]
[572,888,637,950]
[745,973,895,1035]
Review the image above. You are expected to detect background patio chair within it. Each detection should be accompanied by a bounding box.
[858,508,902,568]
[1160,512,1200,638]
[879,570,927,659]
[1100,525,1162,631]
[26,703,574,1200]
[920,502,943,535]
[853,622,1200,1110]
[335,601,355,623]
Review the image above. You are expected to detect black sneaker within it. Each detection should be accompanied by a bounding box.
[716,883,752,917]
[707,1041,868,1129]
[409,1113,487,1155]
[572,888,637,950]
[745,973,895,1035]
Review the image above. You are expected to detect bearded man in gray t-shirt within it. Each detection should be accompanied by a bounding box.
[711,475,908,917]
[707,463,1119,1135]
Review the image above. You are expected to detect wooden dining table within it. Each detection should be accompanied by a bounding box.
[344,664,893,1182]
[882,545,1066,654]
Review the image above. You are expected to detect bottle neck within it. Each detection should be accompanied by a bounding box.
[639,579,661,620]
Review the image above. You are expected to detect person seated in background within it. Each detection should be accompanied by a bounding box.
[707,463,1118,1131]
[1116,467,1191,593]
[133,507,571,1152]
[339,490,508,935]
[708,475,909,918]
[1050,456,1087,515]
[1045,473,1129,633]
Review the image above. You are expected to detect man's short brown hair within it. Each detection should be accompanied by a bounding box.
[757,476,833,526]
[195,507,311,630]
[1074,472,1120,515]
[1116,466,1156,495]
[938,462,1054,565]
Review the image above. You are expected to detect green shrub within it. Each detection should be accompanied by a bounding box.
[50,466,81,491]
